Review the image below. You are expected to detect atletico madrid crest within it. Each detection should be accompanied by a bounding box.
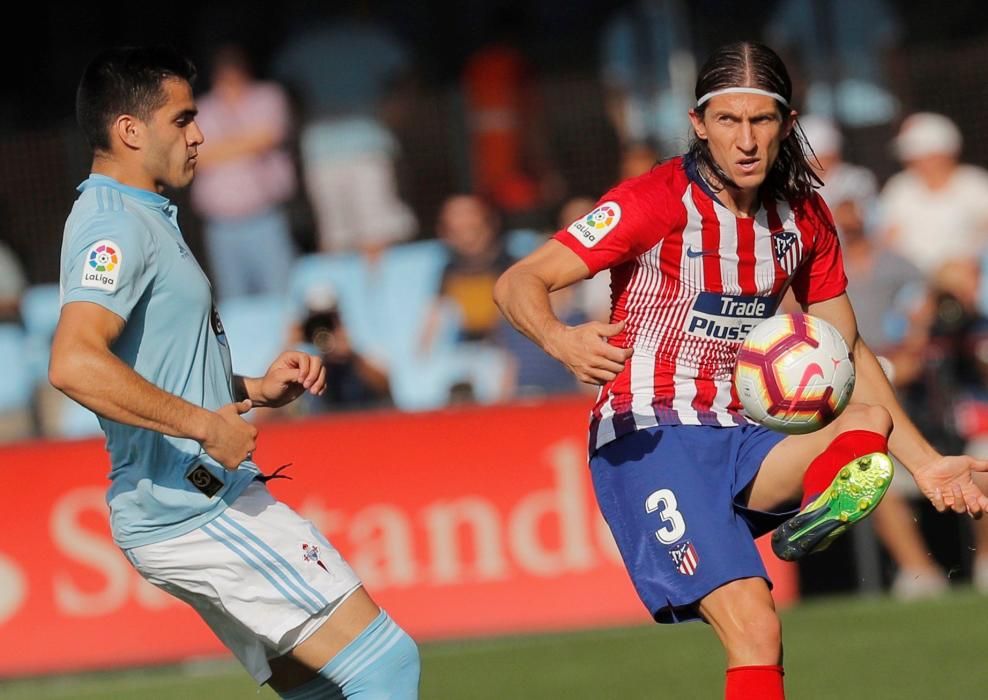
[772,231,800,275]
[669,540,699,576]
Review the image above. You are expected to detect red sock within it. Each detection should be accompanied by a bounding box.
[725,665,785,699]
[801,430,889,508]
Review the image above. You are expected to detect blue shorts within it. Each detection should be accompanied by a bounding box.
[590,424,795,624]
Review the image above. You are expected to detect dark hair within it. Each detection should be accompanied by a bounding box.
[687,41,821,202]
[76,46,197,152]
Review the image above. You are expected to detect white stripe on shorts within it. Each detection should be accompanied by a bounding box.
[201,518,325,616]
[217,513,331,611]
[125,481,361,684]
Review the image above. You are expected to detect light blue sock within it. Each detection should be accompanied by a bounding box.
[277,610,420,699]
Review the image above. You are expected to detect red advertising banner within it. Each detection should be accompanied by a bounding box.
[0,396,796,677]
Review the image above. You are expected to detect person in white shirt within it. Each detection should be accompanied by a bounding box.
[879,113,988,277]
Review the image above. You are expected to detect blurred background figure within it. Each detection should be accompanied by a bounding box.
[273,4,417,255]
[190,44,298,301]
[296,283,392,414]
[879,112,988,280]
[618,140,660,183]
[421,194,514,354]
[599,0,696,156]
[462,6,560,227]
[900,259,988,595]
[0,239,26,324]
[799,115,880,237]
[802,114,949,600]
[0,239,31,441]
[765,0,906,180]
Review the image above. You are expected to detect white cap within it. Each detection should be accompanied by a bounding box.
[304,282,339,312]
[894,112,962,160]
[799,115,842,156]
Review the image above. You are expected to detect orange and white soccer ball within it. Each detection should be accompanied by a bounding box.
[733,313,855,434]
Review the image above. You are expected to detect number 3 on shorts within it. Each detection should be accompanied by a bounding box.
[645,489,686,544]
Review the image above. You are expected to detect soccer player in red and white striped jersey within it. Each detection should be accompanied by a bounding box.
[495,41,988,700]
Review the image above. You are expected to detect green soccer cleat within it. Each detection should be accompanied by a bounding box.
[772,452,894,562]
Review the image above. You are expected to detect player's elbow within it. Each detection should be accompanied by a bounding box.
[493,266,516,314]
[48,342,89,395]
[47,352,75,394]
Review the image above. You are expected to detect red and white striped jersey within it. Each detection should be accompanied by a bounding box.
[554,156,847,451]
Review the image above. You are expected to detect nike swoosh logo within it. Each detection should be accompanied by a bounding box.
[789,362,824,408]
[686,247,715,259]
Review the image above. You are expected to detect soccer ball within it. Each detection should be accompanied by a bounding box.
[733,313,855,434]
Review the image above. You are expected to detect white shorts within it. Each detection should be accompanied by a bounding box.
[124,481,361,683]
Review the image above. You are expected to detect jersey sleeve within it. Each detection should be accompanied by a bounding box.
[552,178,674,277]
[790,195,848,307]
[61,212,156,321]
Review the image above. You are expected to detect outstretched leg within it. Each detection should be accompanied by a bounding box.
[746,404,894,560]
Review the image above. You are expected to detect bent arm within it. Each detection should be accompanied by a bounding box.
[493,239,592,356]
[494,240,631,385]
[807,293,939,474]
[49,301,217,441]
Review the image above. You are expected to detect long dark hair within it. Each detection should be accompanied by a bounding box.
[686,41,821,202]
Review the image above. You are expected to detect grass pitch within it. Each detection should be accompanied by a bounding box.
[5,588,988,698]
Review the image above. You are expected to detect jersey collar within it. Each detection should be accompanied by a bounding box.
[682,153,725,203]
[682,153,766,216]
[78,174,173,211]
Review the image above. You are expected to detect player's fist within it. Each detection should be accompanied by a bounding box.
[202,400,258,470]
[546,318,634,385]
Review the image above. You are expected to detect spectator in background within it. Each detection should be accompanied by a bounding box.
[600,0,696,156]
[462,6,560,225]
[765,0,905,179]
[420,195,514,353]
[799,115,879,236]
[296,283,392,413]
[273,7,417,255]
[0,240,26,323]
[879,113,988,279]
[619,140,660,183]
[902,260,988,594]
[191,44,297,301]
[0,240,30,442]
[802,114,956,600]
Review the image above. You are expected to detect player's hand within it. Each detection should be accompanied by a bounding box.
[912,455,988,518]
[203,400,258,470]
[546,319,634,385]
[257,351,327,407]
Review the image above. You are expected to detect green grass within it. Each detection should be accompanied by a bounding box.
[5,589,988,698]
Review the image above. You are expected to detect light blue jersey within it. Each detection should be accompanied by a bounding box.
[59,174,260,548]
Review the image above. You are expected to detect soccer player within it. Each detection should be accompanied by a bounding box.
[49,47,419,699]
[494,41,988,700]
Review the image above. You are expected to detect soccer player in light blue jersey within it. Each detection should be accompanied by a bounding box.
[49,46,419,698]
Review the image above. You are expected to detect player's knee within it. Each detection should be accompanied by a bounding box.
[834,403,891,437]
[730,609,783,664]
[311,611,420,699]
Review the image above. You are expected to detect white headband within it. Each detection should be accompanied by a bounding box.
[696,87,790,108]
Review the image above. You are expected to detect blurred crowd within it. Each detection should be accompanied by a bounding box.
[2,0,988,597]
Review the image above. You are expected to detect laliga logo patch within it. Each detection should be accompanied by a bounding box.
[81,240,122,291]
[568,201,622,248]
